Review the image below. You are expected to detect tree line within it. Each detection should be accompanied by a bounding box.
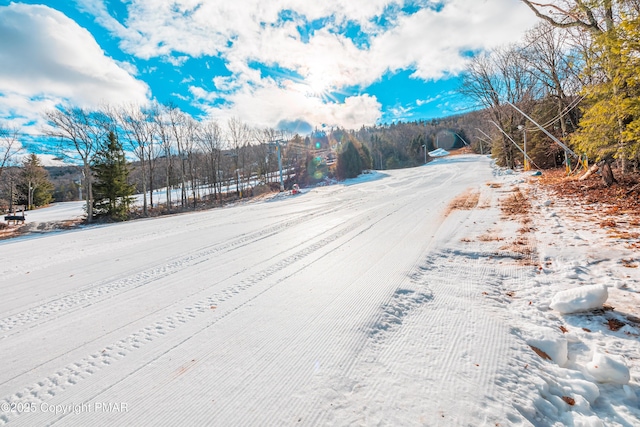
[40,103,329,221]
[1,101,480,223]
[1,104,383,222]
[460,0,640,174]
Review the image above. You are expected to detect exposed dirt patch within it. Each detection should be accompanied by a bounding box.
[478,233,504,242]
[0,218,85,240]
[446,189,480,214]
[500,187,531,221]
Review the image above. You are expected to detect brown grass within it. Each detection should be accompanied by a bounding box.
[500,187,531,219]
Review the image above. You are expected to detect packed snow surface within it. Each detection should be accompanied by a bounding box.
[1,155,638,426]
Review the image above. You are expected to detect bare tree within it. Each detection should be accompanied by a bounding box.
[519,0,613,34]
[45,107,111,222]
[460,47,538,168]
[167,105,189,207]
[0,122,22,180]
[181,116,200,208]
[522,23,583,136]
[253,127,282,184]
[198,120,224,200]
[117,104,155,216]
[152,103,174,209]
[226,117,251,197]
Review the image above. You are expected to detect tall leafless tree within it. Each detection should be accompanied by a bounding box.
[117,104,155,216]
[522,22,582,136]
[198,120,224,200]
[460,47,538,168]
[45,107,111,222]
[152,103,174,209]
[167,104,189,207]
[226,117,251,197]
[0,122,22,180]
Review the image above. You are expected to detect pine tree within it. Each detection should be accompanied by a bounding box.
[571,12,640,172]
[336,133,375,179]
[17,154,53,209]
[92,131,135,220]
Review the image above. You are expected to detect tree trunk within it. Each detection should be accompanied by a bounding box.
[601,160,617,187]
[83,161,93,222]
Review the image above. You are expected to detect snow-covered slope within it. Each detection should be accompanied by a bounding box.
[0,155,637,426]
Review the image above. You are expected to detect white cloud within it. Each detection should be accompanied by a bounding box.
[0,3,149,128]
[416,95,442,106]
[2,1,540,131]
[200,79,382,129]
[104,0,537,82]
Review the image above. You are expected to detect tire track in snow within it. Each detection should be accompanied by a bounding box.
[142,202,410,425]
[64,187,427,426]
[0,199,391,426]
[1,159,489,426]
[313,196,519,425]
[0,198,367,339]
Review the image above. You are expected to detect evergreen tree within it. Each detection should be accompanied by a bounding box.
[336,138,363,180]
[92,131,135,220]
[570,11,640,172]
[17,154,53,209]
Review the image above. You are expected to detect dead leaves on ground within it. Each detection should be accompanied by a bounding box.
[447,189,480,212]
[529,345,552,361]
[540,168,640,237]
[500,187,532,220]
[607,318,626,331]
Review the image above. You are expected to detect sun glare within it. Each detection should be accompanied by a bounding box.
[305,72,333,97]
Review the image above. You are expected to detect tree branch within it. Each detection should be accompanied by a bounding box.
[520,0,602,33]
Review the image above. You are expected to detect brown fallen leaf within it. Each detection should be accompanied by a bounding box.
[559,325,569,334]
[529,345,552,361]
[561,396,575,406]
[582,327,592,332]
[607,318,625,331]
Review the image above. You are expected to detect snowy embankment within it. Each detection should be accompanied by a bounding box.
[0,155,638,426]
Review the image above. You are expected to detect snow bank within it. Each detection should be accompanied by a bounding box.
[549,284,608,314]
[429,148,449,157]
[526,328,569,367]
[586,352,630,385]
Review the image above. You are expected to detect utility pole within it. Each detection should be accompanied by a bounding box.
[269,139,285,191]
[518,125,529,171]
[9,176,14,213]
[489,121,536,169]
[476,128,494,155]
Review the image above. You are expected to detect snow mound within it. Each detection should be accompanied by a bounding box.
[526,328,569,367]
[586,352,630,384]
[549,284,608,314]
[428,148,449,157]
[557,376,600,406]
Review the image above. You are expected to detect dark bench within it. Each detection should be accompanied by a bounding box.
[4,214,26,224]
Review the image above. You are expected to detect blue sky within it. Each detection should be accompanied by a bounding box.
[0,0,538,143]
